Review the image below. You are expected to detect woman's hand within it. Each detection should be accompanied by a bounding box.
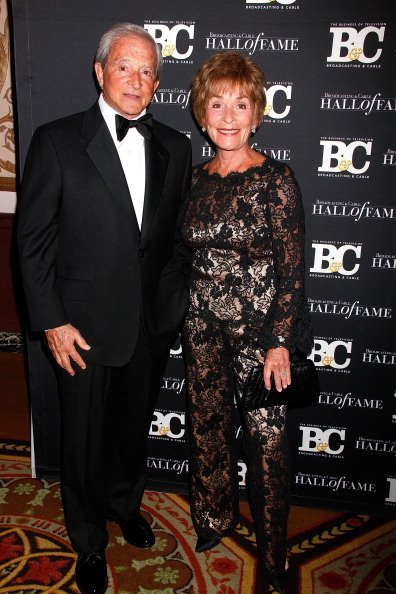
[263,347,291,392]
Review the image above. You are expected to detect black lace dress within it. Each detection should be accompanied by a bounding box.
[181,157,313,584]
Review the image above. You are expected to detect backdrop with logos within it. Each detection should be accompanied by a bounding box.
[10,0,396,516]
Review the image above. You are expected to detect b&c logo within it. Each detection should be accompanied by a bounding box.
[328,26,385,63]
[310,243,361,276]
[309,339,352,369]
[247,0,296,4]
[150,411,185,439]
[265,84,292,119]
[386,477,396,503]
[246,0,299,9]
[299,426,346,455]
[144,23,194,59]
[238,461,247,486]
[319,140,372,174]
[170,336,183,358]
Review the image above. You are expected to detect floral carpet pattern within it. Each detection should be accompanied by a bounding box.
[0,483,254,593]
[0,440,31,478]
[289,515,396,593]
[0,440,395,593]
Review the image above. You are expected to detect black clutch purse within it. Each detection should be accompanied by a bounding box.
[241,354,320,410]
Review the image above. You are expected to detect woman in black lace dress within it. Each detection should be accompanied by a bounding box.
[182,52,313,593]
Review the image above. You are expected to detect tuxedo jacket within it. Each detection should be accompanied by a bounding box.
[17,102,192,365]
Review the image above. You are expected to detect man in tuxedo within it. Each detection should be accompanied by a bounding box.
[17,23,191,594]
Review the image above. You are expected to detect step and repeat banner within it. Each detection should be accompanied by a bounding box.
[11,0,395,516]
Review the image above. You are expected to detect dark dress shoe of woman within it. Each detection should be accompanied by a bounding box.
[107,511,155,548]
[265,567,288,594]
[195,535,221,553]
[75,550,107,594]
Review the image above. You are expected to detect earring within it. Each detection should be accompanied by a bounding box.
[251,125,256,134]
[201,126,206,133]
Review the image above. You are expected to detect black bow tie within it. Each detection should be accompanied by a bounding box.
[115,113,153,142]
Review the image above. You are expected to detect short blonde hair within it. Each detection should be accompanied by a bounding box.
[191,52,266,127]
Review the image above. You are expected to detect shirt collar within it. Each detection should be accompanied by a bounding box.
[98,94,146,145]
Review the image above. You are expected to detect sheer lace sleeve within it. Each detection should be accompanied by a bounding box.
[260,163,307,352]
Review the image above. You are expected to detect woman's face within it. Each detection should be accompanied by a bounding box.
[204,86,256,153]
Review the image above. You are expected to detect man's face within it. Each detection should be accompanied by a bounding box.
[95,35,159,119]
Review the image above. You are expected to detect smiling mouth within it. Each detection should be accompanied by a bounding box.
[218,128,240,135]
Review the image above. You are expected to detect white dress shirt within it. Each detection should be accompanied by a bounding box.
[99,94,146,229]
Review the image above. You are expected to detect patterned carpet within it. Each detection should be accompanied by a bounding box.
[0,440,395,594]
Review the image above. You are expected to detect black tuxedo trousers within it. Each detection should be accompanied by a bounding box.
[59,322,168,552]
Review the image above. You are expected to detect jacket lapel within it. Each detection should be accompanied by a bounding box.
[83,103,140,234]
[140,132,169,241]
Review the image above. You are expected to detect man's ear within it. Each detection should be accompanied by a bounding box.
[153,79,160,93]
[94,62,104,89]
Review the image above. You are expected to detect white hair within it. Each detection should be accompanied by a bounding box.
[95,22,163,79]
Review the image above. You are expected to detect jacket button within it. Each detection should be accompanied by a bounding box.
[138,248,144,258]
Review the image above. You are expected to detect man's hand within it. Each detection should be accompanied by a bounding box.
[263,347,291,392]
[45,323,91,376]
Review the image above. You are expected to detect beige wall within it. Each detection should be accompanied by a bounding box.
[0,0,16,213]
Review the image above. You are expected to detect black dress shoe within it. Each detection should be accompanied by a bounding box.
[195,535,221,553]
[264,567,288,594]
[107,512,155,548]
[75,550,107,594]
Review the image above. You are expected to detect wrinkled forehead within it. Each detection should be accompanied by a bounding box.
[108,35,157,62]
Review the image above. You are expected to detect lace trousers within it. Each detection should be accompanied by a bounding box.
[183,311,290,577]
